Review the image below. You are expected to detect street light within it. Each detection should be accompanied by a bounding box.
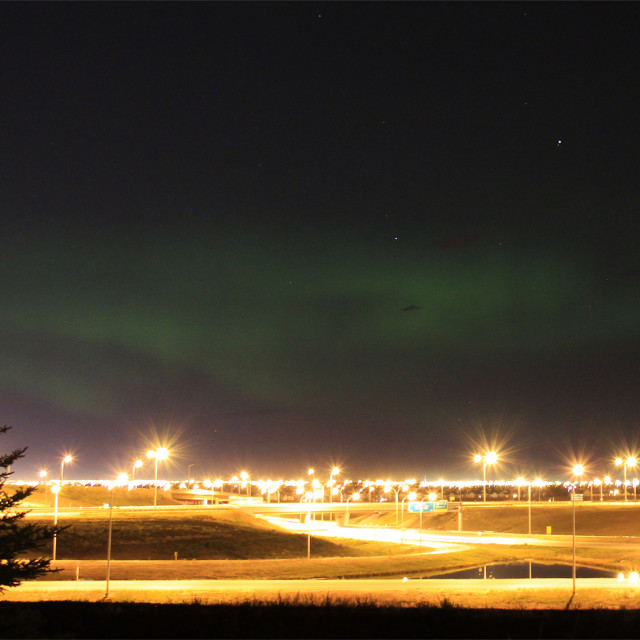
[51,484,60,561]
[528,480,532,535]
[384,484,401,526]
[147,447,169,507]
[301,492,313,559]
[400,491,417,542]
[474,452,498,502]
[571,463,585,596]
[106,473,127,599]
[616,457,637,502]
[60,455,73,486]
[240,470,251,496]
[327,467,340,502]
[345,492,360,525]
[132,459,143,483]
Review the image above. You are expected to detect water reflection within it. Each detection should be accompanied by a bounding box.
[425,563,614,580]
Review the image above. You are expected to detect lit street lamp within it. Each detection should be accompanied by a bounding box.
[60,455,73,486]
[345,492,360,525]
[301,492,313,559]
[132,459,143,482]
[384,483,401,526]
[106,473,127,599]
[474,451,497,502]
[240,470,251,496]
[400,491,417,542]
[616,456,637,502]
[571,463,585,596]
[51,484,60,561]
[528,480,532,535]
[146,447,169,507]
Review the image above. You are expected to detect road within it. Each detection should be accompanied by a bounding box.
[261,515,638,552]
[4,577,640,605]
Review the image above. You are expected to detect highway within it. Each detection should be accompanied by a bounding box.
[261,514,639,552]
[4,577,639,605]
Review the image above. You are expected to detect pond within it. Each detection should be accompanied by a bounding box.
[424,563,615,579]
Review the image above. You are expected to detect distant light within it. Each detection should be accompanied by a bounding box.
[630,572,639,584]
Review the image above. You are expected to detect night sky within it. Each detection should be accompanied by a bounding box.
[2,2,640,481]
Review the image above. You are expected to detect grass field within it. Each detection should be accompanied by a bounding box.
[28,508,423,562]
[364,503,640,536]
[16,487,640,584]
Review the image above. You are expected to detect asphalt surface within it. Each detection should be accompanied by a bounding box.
[4,578,640,604]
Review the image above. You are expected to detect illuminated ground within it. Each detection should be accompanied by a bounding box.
[5,578,640,610]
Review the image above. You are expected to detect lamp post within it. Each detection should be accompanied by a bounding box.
[132,459,143,483]
[105,473,127,597]
[327,467,340,502]
[240,470,251,496]
[301,492,313,559]
[147,447,169,507]
[187,464,195,484]
[627,458,637,501]
[571,463,585,596]
[384,484,400,526]
[308,468,315,499]
[60,455,73,487]
[51,484,60,561]
[615,457,637,502]
[345,492,360,525]
[528,481,532,535]
[474,452,497,502]
[400,492,417,542]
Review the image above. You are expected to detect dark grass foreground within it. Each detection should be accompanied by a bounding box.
[2,600,640,639]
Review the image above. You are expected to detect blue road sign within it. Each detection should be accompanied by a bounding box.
[408,501,448,513]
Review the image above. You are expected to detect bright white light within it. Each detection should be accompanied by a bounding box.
[630,572,639,584]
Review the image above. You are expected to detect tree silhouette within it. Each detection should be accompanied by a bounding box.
[0,425,58,590]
